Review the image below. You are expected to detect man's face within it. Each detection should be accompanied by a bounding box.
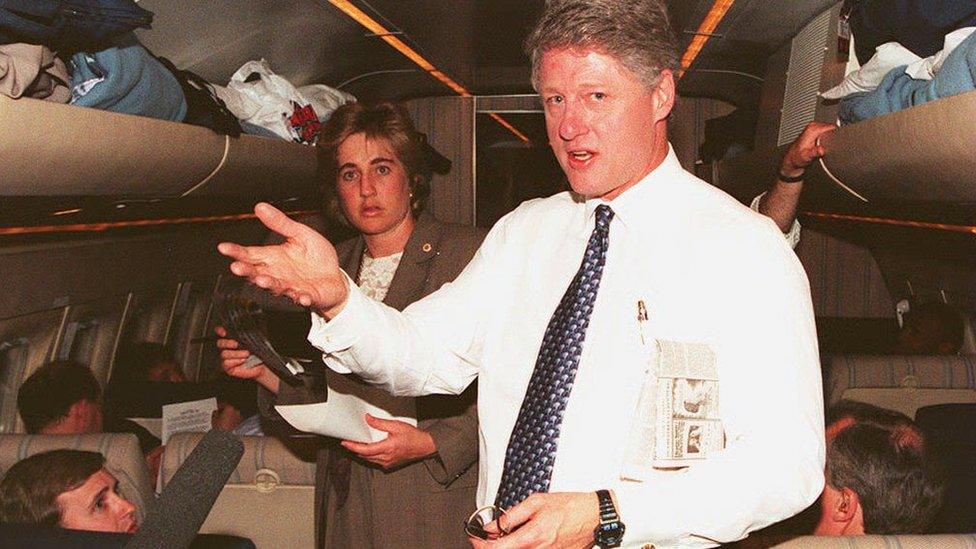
[147,361,186,383]
[56,469,138,533]
[335,132,415,239]
[78,399,103,433]
[538,46,673,200]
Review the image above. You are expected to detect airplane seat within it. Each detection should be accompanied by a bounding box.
[162,432,316,549]
[915,403,976,534]
[825,354,976,418]
[0,432,154,523]
[772,534,976,548]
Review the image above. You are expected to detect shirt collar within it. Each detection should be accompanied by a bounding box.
[581,144,683,231]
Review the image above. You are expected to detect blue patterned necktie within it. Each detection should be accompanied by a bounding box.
[494,204,615,510]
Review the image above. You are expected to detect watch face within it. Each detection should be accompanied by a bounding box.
[596,522,626,546]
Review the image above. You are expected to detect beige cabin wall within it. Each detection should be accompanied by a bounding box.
[669,97,737,172]
[405,96,476,226]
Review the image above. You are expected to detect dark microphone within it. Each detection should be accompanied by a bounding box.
[126,430,245,549]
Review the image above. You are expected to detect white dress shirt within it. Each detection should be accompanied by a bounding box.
[309,148,825,548]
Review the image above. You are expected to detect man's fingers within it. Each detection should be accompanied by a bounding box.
[229,260,258,279]
[254,202,307,240]
[494,495,541,533]
[218,242,268,266]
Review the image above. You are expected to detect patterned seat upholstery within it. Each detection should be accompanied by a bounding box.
[162,433,316,549]
[773,534,976,548]
[0,433,154,523]
[825,354,976,418]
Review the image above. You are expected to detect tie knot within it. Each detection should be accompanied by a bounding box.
[594,204,614,232]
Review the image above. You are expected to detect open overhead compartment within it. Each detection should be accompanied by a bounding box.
[0,96,320,198]
[808,91,976,205]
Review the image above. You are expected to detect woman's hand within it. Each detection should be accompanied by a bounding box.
[341,414,437,470]
[215,326,280,394]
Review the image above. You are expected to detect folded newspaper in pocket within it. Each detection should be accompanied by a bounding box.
[622,340,725,480]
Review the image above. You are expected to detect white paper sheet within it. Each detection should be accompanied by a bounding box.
[275,374,416,443]
[162,397,217,445]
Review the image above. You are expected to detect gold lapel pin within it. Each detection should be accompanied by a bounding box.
[422,243,433,253]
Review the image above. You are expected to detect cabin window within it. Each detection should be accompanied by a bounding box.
[168,280,218,382]
[121,289,177,347]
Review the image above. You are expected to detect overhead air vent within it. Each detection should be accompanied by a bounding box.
[778,9,831,147]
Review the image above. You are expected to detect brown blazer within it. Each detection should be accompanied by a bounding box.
[259,214,485,549]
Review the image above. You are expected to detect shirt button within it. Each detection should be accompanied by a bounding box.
[641,545,655,549]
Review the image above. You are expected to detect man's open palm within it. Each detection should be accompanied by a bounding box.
[218,202,349,317]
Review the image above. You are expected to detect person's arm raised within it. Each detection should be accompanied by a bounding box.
[218,202,349,319]
[758,122,835,233]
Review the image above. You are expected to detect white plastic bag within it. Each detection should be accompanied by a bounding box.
[222,59,355,143]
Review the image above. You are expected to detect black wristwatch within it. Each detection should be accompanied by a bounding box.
[593,489,625,548]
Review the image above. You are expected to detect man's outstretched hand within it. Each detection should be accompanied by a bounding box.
[218,203,349,318]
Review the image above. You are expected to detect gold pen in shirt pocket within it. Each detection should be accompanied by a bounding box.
[636,299,649,346]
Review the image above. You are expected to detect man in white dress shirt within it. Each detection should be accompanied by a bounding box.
[218,1,825,546]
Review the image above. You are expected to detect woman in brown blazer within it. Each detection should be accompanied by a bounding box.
[218,101,484,548]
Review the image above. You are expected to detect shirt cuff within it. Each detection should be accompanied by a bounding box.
[306,271,364,373]
[751,192,801,249]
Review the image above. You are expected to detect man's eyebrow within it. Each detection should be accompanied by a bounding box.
[369,157,395,165]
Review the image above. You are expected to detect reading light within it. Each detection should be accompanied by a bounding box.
[678,0,736,79]
[803,212,976,235]
[0,210,319,236]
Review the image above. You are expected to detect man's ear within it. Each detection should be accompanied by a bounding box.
[835,487,861,524]
[651,69,676,122]
[65,400,86,420]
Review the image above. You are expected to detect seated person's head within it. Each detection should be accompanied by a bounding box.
[816,400,943,535]
[17,360,103,434]
[0,450,137,533]
[893,302,964,355]
[114,342,186,383]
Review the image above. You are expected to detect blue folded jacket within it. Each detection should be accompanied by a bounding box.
[840,30,976,124]
[70,33,186,121]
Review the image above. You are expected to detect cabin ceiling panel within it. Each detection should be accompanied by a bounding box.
[136,0,404,92]
[133,0,839,105]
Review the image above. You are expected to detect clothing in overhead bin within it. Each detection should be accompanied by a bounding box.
[846,0,976,64]
[257,214,483,549]
[69,33,186,121]
[0,0,153,52]
[839,28,976,124]
[310,146,824,548]
[0,43,69,101]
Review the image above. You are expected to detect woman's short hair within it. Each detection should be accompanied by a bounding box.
[317,101,432,226]
[0,450,105,526]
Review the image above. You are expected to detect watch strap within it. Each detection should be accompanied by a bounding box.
[596,489,617,522]
[778,170,805,183]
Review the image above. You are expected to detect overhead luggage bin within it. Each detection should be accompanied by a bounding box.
[0,96,320,197]
[809,90,976,205]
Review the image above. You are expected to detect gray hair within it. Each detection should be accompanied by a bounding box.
[524,0,680,90]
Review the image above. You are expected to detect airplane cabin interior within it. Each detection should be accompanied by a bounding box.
[1,0,974,547]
